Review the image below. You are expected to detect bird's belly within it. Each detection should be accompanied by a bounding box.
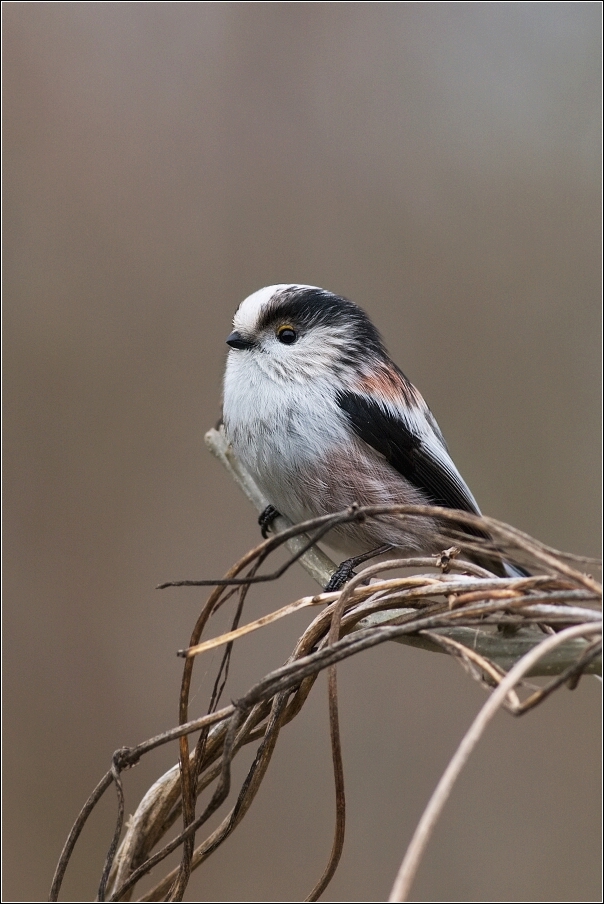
[238,431,443,559]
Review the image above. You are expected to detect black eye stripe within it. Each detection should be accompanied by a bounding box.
[257,288,386,357]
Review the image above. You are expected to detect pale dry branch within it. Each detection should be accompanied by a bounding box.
[387,622,602,902]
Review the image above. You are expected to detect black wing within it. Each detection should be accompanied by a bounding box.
[336,390,480,515]
[337,390,530,575]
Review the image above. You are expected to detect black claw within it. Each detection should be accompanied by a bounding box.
[258,505,280,539]
[324,544,393,592]
[325,561,358,592]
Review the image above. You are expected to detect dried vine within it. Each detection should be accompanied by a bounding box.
[48,427,601,902]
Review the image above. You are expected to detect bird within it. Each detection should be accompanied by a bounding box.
[222,283,520,586]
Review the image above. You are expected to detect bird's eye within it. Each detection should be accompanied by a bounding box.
[277,325,297,345]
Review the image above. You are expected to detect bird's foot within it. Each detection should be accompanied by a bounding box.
[258,504,280,539]
[325,545,393,592]
[325,559,358,592]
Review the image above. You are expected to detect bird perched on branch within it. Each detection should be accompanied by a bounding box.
[222,284,520,586]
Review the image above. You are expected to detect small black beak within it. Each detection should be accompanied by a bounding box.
[226,330,254,350]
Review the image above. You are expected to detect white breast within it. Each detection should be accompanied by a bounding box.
[222,349,350,523]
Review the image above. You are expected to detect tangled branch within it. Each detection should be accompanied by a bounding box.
[49,427,601,902]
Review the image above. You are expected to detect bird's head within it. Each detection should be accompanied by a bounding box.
[225,284,386,384]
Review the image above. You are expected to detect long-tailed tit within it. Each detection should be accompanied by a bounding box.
[222,284,519,582]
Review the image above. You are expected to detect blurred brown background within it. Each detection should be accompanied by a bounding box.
[3,3,601,902]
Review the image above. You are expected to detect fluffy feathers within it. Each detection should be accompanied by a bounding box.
[223,284,507,572]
